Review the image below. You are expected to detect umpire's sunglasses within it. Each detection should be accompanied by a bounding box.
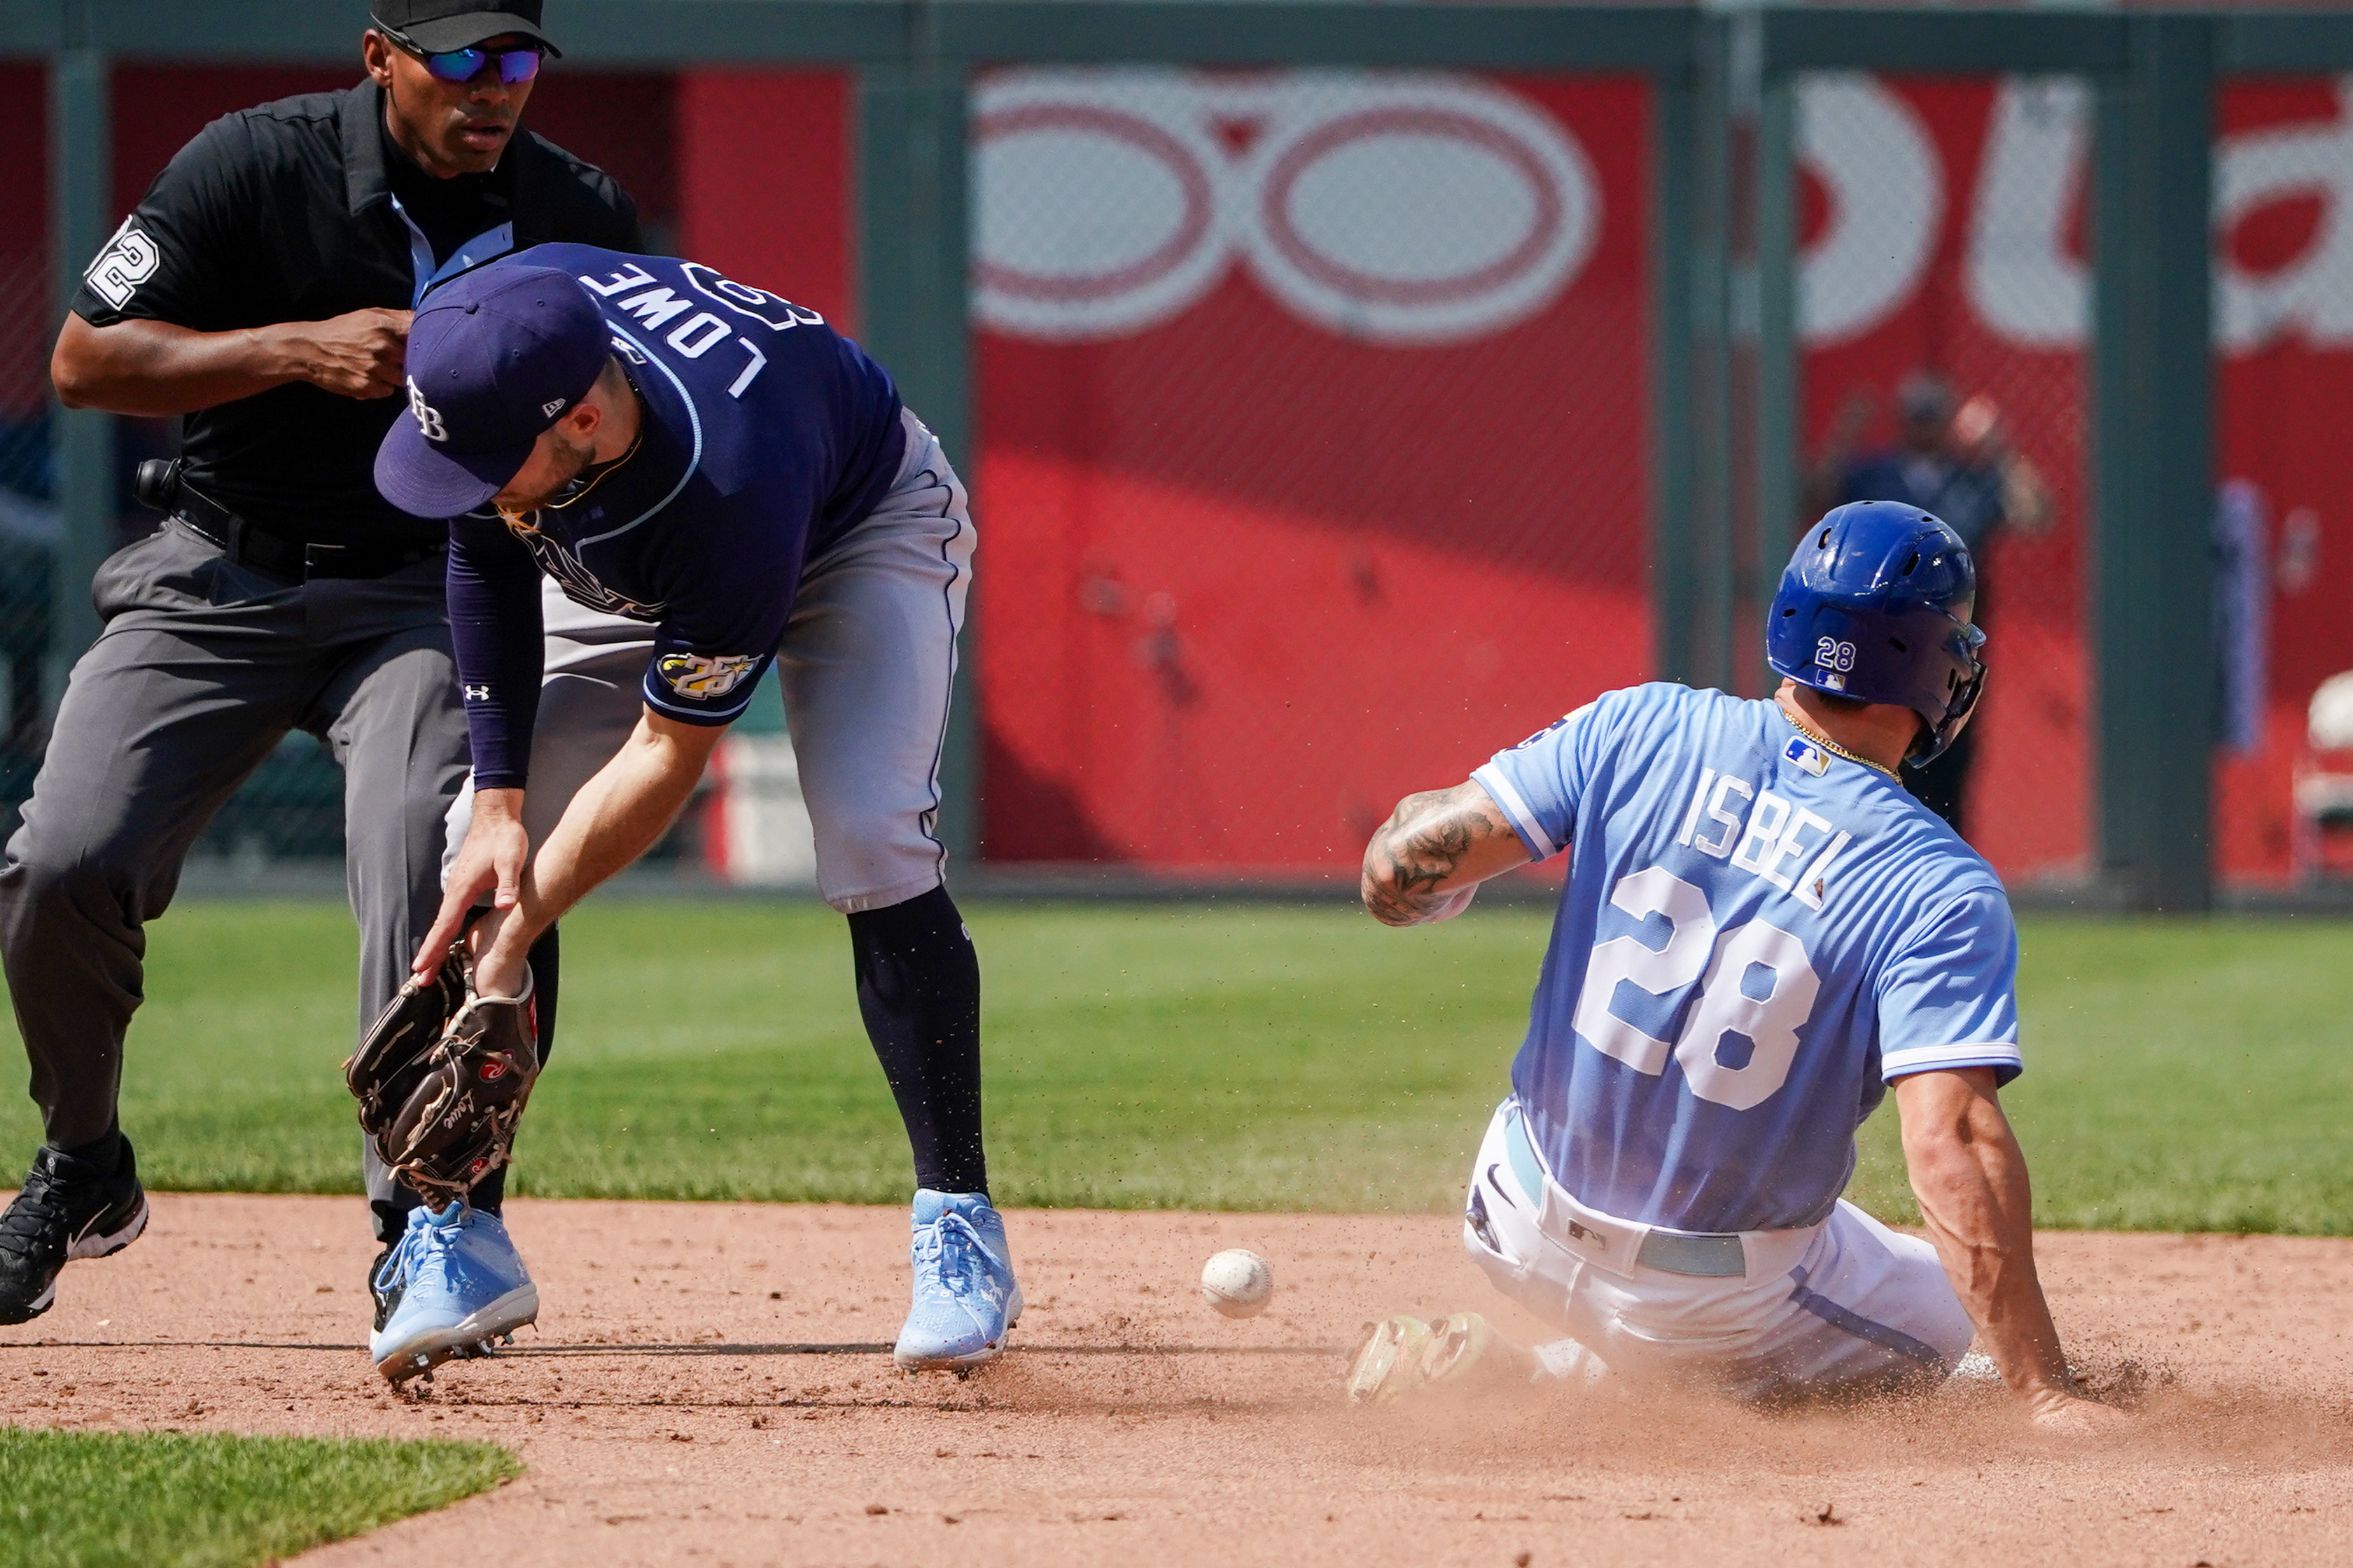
[379,27,544,85]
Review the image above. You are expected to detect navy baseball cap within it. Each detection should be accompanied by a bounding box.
[375,264,612,518]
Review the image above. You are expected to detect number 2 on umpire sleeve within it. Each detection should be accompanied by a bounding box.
[1572,867,1822,1110]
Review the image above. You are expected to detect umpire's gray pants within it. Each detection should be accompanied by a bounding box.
[0,523,468,1210]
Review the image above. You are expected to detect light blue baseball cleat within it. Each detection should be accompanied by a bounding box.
[893,1189,1023,1372]
[369,1202,538,1387]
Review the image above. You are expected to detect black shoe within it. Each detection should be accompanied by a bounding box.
[369,1241,403,1334]
[0,1136,148,1325]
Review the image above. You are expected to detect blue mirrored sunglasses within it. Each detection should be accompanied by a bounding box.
[385,29,543,85]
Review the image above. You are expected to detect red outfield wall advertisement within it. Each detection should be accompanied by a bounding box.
[12,66,2353,886]
[971,69,2353,887]
[971,71,1653,872]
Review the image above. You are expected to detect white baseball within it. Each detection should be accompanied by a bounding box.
[1199,1249,1273,1318]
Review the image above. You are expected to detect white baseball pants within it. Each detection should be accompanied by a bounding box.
[445,407,975,913]
[1461,1099,1975,1403]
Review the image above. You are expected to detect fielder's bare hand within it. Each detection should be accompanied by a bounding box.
[274,307,412,400]
[414,787,529,983]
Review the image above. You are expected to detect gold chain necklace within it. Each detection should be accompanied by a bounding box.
[1776,696,1900,780]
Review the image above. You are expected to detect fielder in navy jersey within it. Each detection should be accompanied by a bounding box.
[372,247,1020,1373]
[1347,503,2120,1432]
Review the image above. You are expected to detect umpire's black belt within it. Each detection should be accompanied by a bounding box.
[141,461,443,582]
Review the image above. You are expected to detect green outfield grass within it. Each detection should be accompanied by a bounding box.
[0,899,2344,1231]
[0,1430,517,1568]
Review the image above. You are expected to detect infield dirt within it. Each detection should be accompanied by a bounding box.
[1,1194,2346,1567]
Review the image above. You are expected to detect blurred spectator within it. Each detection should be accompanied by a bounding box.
[1808,370,2053,839]
[2214,479,2269,758]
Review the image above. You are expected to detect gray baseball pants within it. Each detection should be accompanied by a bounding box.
[0,522,469,1220]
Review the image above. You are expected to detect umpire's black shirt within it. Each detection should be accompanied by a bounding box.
[71,80,642,550]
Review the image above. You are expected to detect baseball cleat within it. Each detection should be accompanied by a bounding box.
[368,1241,400,1334]
[893,1189,1023,1372]
[0,1136,148,1326]
[1345,1313,1437,1404]
[369,1202,537,1386]
[1418,1311,1536,1393]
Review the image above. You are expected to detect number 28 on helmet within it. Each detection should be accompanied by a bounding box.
[1765,500,1987,767]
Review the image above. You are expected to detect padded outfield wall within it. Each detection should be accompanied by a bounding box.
[6,30,2353,889]
[960,66,2353,888]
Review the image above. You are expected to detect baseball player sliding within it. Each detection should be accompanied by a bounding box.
[350,248,1015,1384]
[1350,502,2121,1431]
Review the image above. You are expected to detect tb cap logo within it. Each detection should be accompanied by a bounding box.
[407,378,450,444]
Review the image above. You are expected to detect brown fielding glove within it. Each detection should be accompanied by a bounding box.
[348,948,470,1133]
[346,952,540,1205]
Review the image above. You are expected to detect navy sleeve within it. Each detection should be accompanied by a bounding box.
[447,517,546,788]
[638,499,802,728]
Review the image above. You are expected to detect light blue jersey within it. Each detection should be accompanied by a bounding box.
[1472,682,2020,1235]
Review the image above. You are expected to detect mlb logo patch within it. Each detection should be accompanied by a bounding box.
[1785,735,1830,776]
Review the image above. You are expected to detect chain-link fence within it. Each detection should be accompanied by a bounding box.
[0,58,55,836]
[2214,75,2353,887]
[963,58,2353,897]
[8,62,716,880]
[972,66,1650,875]
[18,29,2353,900]
[1796,74,2093,888]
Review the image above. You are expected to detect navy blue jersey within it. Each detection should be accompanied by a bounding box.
[446,244,905,787]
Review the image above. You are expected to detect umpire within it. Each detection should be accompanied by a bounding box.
[0,0,640,1326]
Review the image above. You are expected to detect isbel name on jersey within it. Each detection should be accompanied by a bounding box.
[1673,752,1855,911]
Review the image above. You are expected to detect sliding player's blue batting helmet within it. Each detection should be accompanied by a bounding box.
[1766,500,1986,766]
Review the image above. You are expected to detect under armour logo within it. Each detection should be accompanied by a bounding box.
[463,684,489,701]
[541,397,566,417]
[407,379,449,443]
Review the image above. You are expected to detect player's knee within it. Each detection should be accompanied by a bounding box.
[814,811,938,907]
[0,839,145,920]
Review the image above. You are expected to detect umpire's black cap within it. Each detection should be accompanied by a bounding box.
[370,0,561,57]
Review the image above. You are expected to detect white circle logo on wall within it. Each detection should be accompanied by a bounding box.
[972,69,1602,345]
[1796,74,1943,346]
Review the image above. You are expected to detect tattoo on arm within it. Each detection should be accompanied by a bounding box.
[1360,783,1521,927]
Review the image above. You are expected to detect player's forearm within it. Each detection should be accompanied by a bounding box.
[1899,1083,2072,1402]
[478,718,719,985]
[536,740,704,908]
[1360,782,1531,926]
[51,314,316,415]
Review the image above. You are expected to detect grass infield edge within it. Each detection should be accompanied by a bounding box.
[0,1428,522,1568]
